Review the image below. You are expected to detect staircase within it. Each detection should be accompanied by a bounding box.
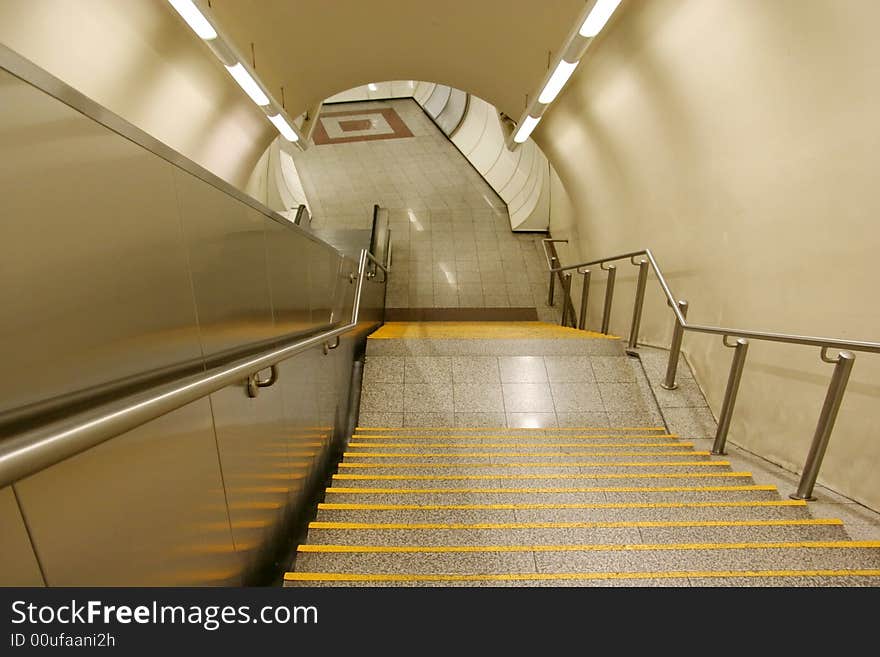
[285,322,880,586]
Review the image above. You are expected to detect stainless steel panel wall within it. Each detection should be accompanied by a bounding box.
[0,55,385,586]
[15,400,240,586]
[0,70,203,416]
[308,240,342,325]
[264,217,313,338]
[0,487,44,585]
[208,380,290,582]
[175,171,277,359]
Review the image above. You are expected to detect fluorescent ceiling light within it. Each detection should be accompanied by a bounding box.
[513,115,541,143]
[225,63,270,106]
[268,114,299,142]
[579,0,622,37]
[538,59,579,104]
[368,83,378,91]
[167,0,217,40]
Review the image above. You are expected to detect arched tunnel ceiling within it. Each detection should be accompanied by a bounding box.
[208,0,586,119]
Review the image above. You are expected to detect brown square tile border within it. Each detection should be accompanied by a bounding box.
[313,107,414,145]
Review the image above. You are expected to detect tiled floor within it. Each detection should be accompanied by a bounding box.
[360,349,666,429]
[293,99,559,317]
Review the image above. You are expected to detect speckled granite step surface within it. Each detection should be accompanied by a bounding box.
[286,426,880,587]
[285,323,880,586]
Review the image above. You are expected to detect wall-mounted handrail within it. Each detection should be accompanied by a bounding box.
[540,239,880,354]
[542,237,879,500]
[0,249,388,489]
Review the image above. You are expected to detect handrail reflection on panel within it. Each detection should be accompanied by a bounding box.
[0,248,388,489]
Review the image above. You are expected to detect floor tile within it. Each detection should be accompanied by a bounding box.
[502,383,555,413]
[453,383,505,413]
[404,356,453,383]
[499,356,549,383]
[404,383,454,413]
[506,412,559,428]
[543,356,594,383]
[363,356,404,383]
[590,356,639,382]
[360,383,404,413]
[452,356,500,383]
[598,383,652,412]
[550,382,604,413]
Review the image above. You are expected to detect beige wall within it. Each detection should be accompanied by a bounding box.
[0,0,274,189]
[537,0,880,510]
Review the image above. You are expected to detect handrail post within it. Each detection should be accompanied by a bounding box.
[661,300,689,390]
[560,273,572,327]
[548,256,558,306]
[790,350,856,501]
[626,259,649,353]
[600,264,616,334]
[712,338,749,455]
[578,269,591,330]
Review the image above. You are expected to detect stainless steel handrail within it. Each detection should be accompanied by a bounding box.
[0,249,388,489]
[542,237,879,500]
[540,239,880,353]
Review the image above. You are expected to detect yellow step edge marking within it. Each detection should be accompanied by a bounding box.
[348,441,694,449]
[339,462,719,470]
[325,485,777,494]
[284,569,880,583]
[352,429,679,440]
[343,454,725,463]
[343,449,710,458]
[355,426,666,431]
[308,519,843,530]
[367,321,619,340]
[348,443,692,449]
[318,500,808,511]
[297,540,880,554]
[333,472,751,481]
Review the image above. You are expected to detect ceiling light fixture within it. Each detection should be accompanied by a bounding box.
[167,0,217,39]
[513,116,541,144]
[579,0,623,38]
[225,62,270,106]
[507,0,623,150]
[538,59,579,104]
[268,114,299,142]
[164,0,307,148]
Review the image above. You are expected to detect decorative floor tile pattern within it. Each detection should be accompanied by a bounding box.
[292,99,561,319]
[312,107,413,145]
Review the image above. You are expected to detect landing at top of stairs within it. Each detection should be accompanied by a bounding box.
[367,321,621,356]
[370,321,618,340]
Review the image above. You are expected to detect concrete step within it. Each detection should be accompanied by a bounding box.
[349,437,680,445]
[322,485,782,505]
[352,428,670,436]
[314,499,815,524]
[343,450,709,461]
[304,519,849,547]
[338,457,730,476]
[332,468,754,486]
[285,571,880,587]
[291,542,880,576]
[340,454,729,466]
[366,337,622,357]
[345,441,696,458]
